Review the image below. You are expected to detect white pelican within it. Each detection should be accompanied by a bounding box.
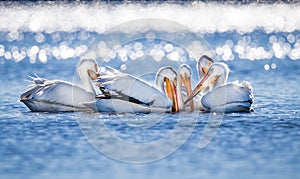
[185,62,254,113]
[155,64,194,112]
[82,67,172,113]
[20,59,100,112]
[197,55,215,94]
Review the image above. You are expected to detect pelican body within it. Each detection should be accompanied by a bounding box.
[20,59,99,112]
[83,67,172,113]
[200,81,253,113]
[185,60,254,113]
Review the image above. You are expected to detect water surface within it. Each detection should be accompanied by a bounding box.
[1,2,300,179]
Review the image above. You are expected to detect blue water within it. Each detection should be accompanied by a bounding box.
[1,32,300,179]
[1,3,300,179]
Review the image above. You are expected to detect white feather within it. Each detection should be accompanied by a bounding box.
[201,81,254,112]
[20,58,99,112]
[95,67,172,109]
[20,78,95,112]
[83,100,168,113]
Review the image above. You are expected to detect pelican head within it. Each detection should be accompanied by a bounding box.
[197,55,214,79]
[77,58,100,93]
[185,62,229,104]
[178,64,192,95]
[155,66,179,112]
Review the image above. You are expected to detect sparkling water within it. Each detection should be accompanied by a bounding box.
[0,2,300,179]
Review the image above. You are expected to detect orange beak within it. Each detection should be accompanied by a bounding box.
[164,77,179,113]
[87,69,99,80]
[202,67,207,74]
[181,74,194,111]
[184,73,218,105]
[173,80,179,112]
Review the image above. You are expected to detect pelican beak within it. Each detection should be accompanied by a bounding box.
[164,77,173,100]
[184,73,218,104]
[181,74,194,111]
[164,77,179,113]
[202,67,207,74]
[173,79,179,112]
[87,69,98,80]
[95,64,101,78]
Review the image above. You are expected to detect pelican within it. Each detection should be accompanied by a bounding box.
[185,61,254,113]
[82,67,172,113]
[196,55,215,94]
[20,59,100,112]
[155,64,194,112]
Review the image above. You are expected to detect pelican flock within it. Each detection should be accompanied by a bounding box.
[20,55,254,113]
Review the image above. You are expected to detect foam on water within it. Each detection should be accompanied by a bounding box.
[0,3,299,34]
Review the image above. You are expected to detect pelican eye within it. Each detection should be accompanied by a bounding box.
[163,77,168,82]
[171,78,176,86]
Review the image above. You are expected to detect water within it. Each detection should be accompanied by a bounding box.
[1,2,300,179]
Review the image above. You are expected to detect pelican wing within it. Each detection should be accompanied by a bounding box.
[201,81,253,112]
[20,77,94,111]
[83,99,169,113]
[95,67,171,109]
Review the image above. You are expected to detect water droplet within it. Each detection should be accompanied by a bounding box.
[271,63,277,69]
[149,49,164,62]
[287,34,295,43]
[78,31,90,41]
[136,50,144,58]
[51,32,61,43]
[35,33,45,43]
[167,51,179,61]
[133,42,143,51]
[0,45,5,57]
[30,46,40,55]
[164,44,174,53]
[180,56,187,62]
[225,39,234,48]
[12,51,22,62]
[234,45,244,55]
[52,47,60,59]
[121,64,127,71]
[129,52,137,60]
[29,57,36,64]
[216,47,223,55]
[38,50,47,63]
[264,64,270,71]
[146,32,155,41]
[4,52,11,60]
[59,44,74,59]
[269,35,277,44]
[98,41,106,49]
[29,19,41,32]
[118,48,128,62]
[75,45,88,57]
